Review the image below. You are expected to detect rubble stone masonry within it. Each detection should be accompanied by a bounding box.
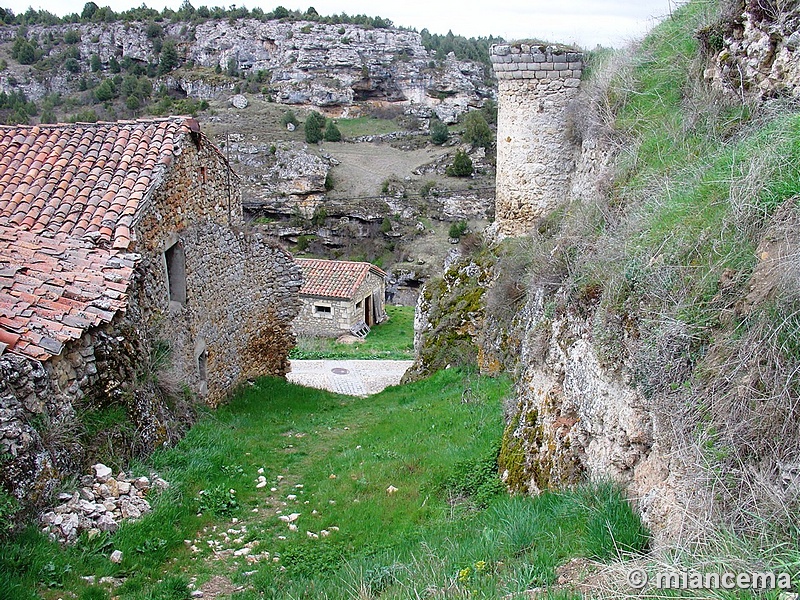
[491,44,583,235]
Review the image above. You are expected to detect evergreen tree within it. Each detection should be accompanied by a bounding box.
[158,40,179,75]
[304,111,326,144]
[462,110,493,148]
[446,149,473,177]
[430,119,449,145]
[323,120,341,142]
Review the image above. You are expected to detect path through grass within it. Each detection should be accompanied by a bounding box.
[3,369,648,600]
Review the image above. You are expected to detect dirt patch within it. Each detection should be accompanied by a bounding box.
[200,575,243,599]
[322,141,452,200]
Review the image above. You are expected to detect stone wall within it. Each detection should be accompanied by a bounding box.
[133,132,302,406]
[490,44,583,235]
[294,273,385,338]
[0,317,146,512]
[0,128,302,513]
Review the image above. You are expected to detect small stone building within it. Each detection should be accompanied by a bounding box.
[0,117,301,509]
[294,258,387,338]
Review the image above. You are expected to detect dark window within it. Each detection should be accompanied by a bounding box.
[198,349,208,382]
[165,241,186,304]
[314,304,331,314]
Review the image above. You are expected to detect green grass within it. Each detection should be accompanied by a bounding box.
[333,116,400,138]
[290,305,415,360]
[2,369,648,599]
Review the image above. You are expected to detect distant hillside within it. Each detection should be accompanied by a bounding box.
[0,3,501,126]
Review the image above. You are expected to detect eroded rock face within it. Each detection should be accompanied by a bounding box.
[704,1,800,99]
[0,19,492,120]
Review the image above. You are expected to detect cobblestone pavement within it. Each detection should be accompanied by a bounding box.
[286,360,414,397]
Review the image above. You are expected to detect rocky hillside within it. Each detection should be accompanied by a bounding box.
[0,12,493,123]
[412,0,800,554]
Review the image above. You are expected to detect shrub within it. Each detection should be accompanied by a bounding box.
[64,29,80,44]
[446,150,473,177]
[64,58,80,73]
[323,120,342,142]
[462,110,493,148]
[430,119,449,145]
[420,180,437,197]
[0,484,18,536]
[304,110,326,144]
[89,53,102,72]
[281,109,299,128]
[93,79,116,102]
[158,39,179,75]
[448,220,468,240]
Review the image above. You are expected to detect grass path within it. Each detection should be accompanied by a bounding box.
[3,369,647,600]
[290,305,415,360]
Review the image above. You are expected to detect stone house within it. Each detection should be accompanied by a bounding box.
[0,117,301,509]
[294,258,387,338]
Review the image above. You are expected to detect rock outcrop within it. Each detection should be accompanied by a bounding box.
[703,0,800,98]
[0,19,493,121]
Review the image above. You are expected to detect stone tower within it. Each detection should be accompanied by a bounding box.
[491,44,583,235]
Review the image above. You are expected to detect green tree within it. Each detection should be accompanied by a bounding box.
[323,120,341,142]
[90,53,102,72]
[94,78,116,102]
[462,110,493,148]
[158,40,179,75]
[12,37,36,65]
[304,111,326,144]
[430,119,448,145]
[81,1,98,20]
[446,149,473,177]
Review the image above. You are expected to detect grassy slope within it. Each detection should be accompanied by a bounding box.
[2,369,647,600]
[290,305,415,360]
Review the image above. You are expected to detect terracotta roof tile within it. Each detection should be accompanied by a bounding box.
[0,225,139,360]
[0,117,194,251]
[296,258,385,300]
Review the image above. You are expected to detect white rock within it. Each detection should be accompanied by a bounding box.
[93,463,113,481]
[109,550,123,563]
[230,94,248,109]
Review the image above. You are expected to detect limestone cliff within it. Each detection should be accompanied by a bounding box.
[0,18,492,122]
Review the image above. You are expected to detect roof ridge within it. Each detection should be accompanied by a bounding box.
[0,115,192,132]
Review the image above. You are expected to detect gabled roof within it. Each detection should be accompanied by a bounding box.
[296,258,385,300]
[0,117,204,361]
[0,117,198,251]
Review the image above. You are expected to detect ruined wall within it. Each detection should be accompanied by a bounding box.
[490,44,583,236]
[0,318,147,512]
[294,273,386,338]
[134,133,302,406]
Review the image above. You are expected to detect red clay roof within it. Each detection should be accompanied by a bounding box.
[0,117,197,251]
[0,226,137,360]
[0,117,199,361]
[296,258,385,300]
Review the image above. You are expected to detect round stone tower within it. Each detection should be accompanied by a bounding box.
[491,44,583,235]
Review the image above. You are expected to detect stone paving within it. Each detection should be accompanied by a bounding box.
[286,360,414,397]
